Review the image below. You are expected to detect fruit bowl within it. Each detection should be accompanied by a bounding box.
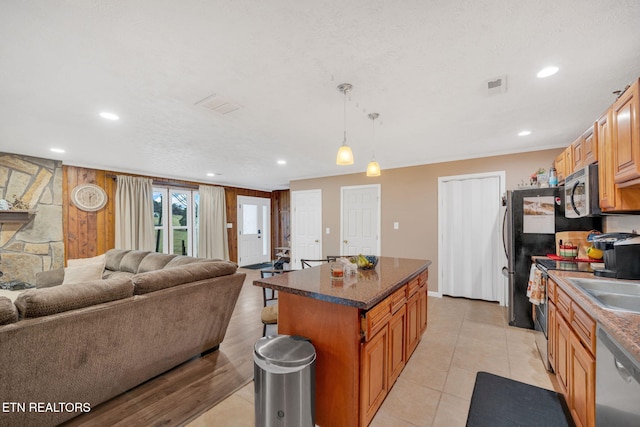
[351,255,378,270]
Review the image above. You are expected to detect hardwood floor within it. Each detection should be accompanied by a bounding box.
[62,269,263,427]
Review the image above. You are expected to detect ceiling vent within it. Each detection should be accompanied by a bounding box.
[487,76,507,96]
[195,93,241,115]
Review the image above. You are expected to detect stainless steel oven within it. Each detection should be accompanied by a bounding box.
[533,264,550,371]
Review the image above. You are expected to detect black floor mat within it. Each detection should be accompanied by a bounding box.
[466,372,574,427]
[241,262,274,270]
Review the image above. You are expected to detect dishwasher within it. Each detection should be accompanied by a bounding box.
[596,326,640,425]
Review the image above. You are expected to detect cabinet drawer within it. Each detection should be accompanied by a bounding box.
[571,301,596,355]
[547,279,557,305]
[556,286,571,320]
[390,286,407,314]
[364,297,392,340]
[407,277,420,297]
[419,270,428,287]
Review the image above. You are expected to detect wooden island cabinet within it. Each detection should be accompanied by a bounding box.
[255,257,430,427]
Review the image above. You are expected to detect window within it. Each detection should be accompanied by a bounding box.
[153,187,199,256]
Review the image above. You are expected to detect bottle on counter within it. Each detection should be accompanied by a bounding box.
[549,167,558,187]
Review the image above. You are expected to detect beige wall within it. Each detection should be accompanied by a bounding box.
[290,148,563,293]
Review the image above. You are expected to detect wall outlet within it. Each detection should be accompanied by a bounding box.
[226,223,233,228]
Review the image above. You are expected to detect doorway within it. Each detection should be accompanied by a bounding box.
[438,171,505,303]
[290,189,322,269]
[237,196,271,266]
[341,184,381,256]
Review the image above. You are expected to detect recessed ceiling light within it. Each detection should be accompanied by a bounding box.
[536,66,559,78]
[99,112,120,121]
[277,160,287,165]
[518,130,532,136]
[50,148,65,153]
[206,173,216,177]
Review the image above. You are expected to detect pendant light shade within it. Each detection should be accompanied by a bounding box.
[366,112,381,177]
[336,143,354,165]
[366,160,381,177]
[336,83,354,165]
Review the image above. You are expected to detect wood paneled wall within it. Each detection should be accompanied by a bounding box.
[63,165,288,264]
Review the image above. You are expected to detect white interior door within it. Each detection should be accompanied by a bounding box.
[291,189,322,269]
[438,171,505,303]
[237,196,271,266]
[341,185,381,256]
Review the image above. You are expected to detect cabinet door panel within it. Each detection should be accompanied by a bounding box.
[405,294,419,358]
[361,327,388,426]
[388,306,406,386]
[570,334,595,427]
[548,301,557,371]
[556,313,570,395]
[612,80,640,184]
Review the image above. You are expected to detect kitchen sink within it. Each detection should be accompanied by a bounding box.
[566,277,640,314]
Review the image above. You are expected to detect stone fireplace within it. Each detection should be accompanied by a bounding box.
[0,153,64,284]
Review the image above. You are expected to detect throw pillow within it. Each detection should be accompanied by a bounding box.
[67,253,106,268]
[62,262,104,285]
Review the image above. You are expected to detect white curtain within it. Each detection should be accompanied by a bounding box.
[439,173,503,302]
[115,175,155,251]
[198,185,229,260]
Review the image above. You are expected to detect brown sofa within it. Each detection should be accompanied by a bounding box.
[0,249,245,427]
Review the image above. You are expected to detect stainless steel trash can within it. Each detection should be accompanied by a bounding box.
[254,335,316,427]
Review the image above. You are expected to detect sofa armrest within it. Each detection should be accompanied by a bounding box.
[35,269,65,288]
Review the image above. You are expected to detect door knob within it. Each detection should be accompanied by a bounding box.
[343,240,348,244]
[314,240,319,243]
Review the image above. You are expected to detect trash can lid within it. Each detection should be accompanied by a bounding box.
[254,335,316,368]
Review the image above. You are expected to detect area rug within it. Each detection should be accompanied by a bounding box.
[466,371,574,427]
[242,262,274,270]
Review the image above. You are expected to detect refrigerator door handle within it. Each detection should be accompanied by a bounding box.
[502,208,509,259]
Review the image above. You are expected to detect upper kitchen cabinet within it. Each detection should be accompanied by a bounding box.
[555,146,573,183]
[612,78,640,185]
[572,126,598,172]
[597,111,617,210]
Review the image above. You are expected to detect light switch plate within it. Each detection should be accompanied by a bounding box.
[394,222,399,230]
[326,227,330,234]
[226,223,233,228]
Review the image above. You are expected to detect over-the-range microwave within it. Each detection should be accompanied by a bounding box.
[565,163,602,218]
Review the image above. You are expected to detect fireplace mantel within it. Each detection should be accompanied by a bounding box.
[0,210,35,224]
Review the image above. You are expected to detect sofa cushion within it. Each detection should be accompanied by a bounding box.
[103,271,135,280]
[164,255,210,268]
[15,277,134,319]
[104,248,129,271]
[62,262,105,285]
[119,251,151,273]
[137,252,177,273]
[0,297,18,325]
[132,261,238,295]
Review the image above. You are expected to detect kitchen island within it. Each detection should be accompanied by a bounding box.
[254,257,431,427]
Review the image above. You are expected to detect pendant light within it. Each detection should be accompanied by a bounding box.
[336,83,354,165]
[366,113,381,177]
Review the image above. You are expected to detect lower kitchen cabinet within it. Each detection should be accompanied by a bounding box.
[548,279,596,427]
[556,312,571,395]
[406,292,420,357]
[361,325,388,425]
[388,306,407,386]
[548,301,557,370]
[570,333,596,427]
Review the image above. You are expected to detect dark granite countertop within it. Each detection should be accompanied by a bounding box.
[254,257,431,310]
[546,269,640,362]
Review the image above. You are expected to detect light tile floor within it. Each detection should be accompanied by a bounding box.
[188,296,558,427]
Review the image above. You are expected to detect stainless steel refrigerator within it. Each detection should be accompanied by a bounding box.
[503,187,601,329]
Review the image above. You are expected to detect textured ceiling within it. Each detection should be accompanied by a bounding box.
[1,0,639,190]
